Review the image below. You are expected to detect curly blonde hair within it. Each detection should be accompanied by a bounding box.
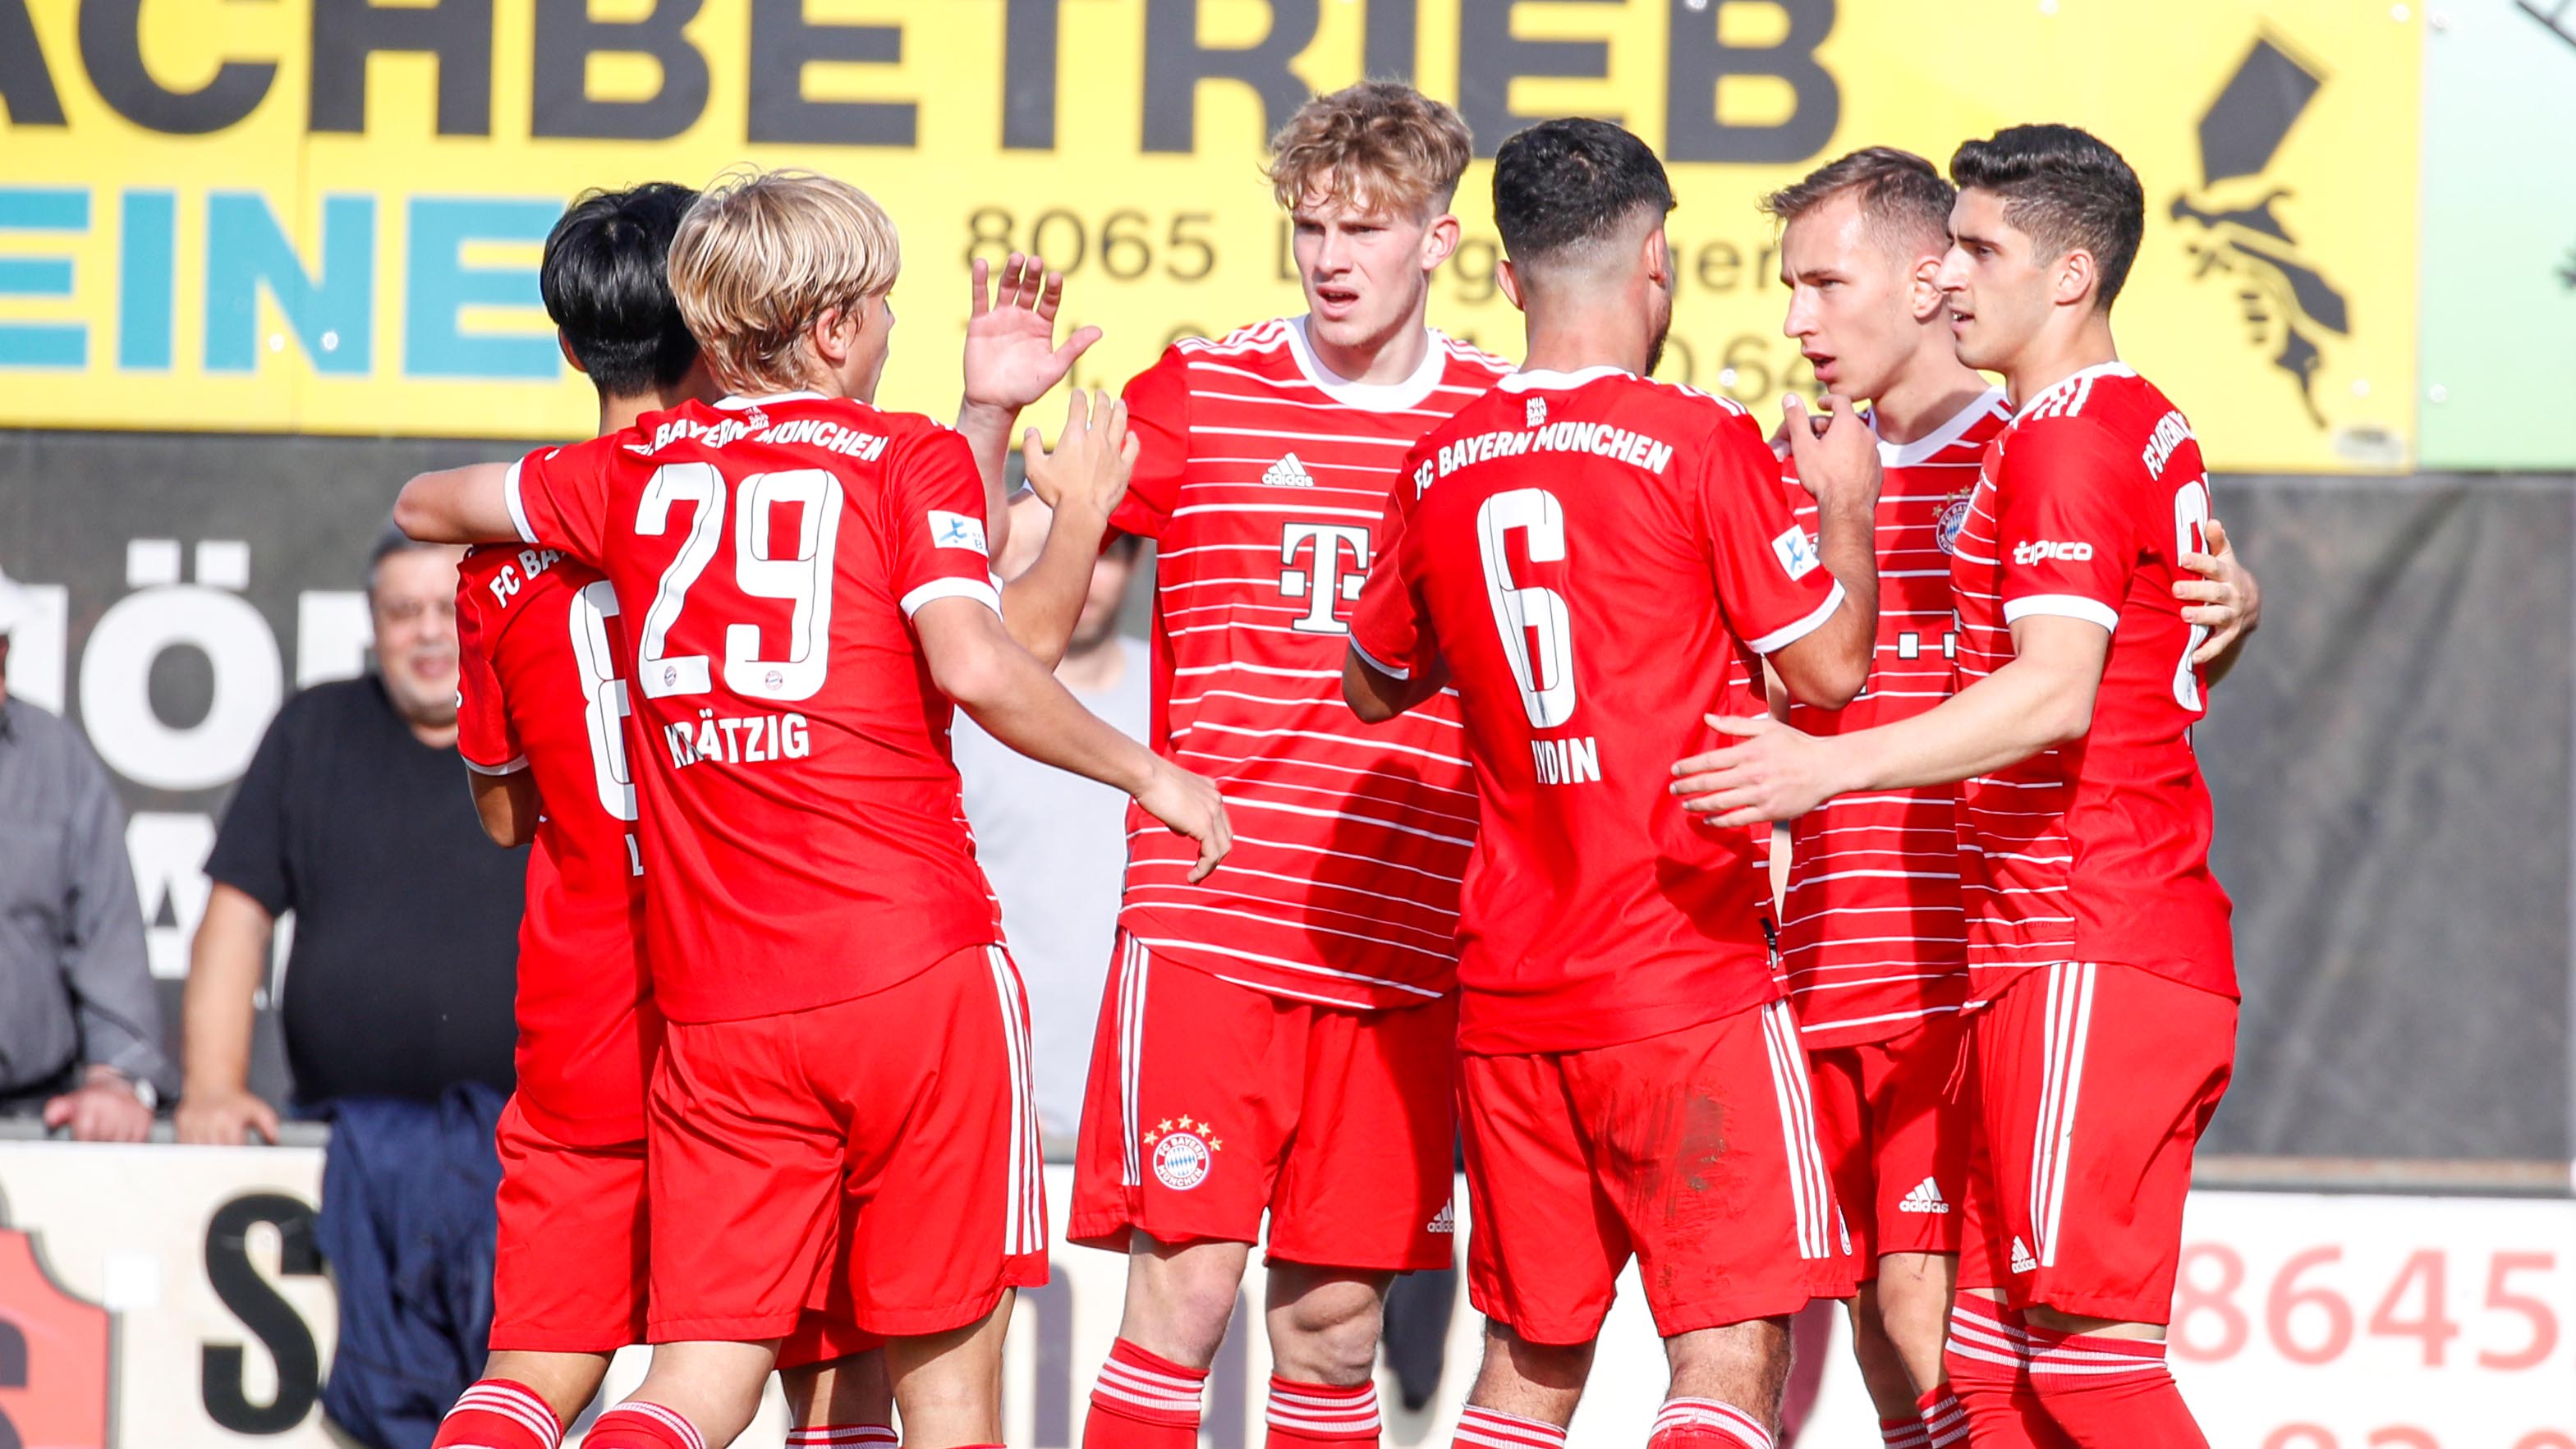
[668,167,901,395]
[1265,82,1473,219]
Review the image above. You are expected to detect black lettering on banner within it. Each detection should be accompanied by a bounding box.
[0,1316,24,1449]
[1003,0,1068,150]
[1141,0,1320,154]
[79,0,276,134]
[202,1192,325,1435]
[1665,0,1839,164]
[1364,0,1420,81]
[530,0,710,140]
[0,0,67,126]
[747,0,914,145]
[1456,0,1616,160]
[309,0,495,135]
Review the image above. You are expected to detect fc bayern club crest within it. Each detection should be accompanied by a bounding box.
[1935,491,1973,555]
[1142,1115,1222,1190]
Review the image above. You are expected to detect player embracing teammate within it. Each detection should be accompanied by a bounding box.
[1679,125,2250,1449]
[399,168,1229,1449]
[1346,117,1877,1449]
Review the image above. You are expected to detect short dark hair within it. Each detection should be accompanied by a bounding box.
[1949,124,2145,310]
[1490,118,1676,267]
[368,520,443,596]
[541,181,701,397]
[1761,146,1954,255]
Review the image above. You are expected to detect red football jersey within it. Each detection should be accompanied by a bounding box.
[507,392,1006,1023]
[454,543,659,1142]
[1111,319,1513,1010]
[1948,364,2236,1002]
[1767,391,2012,1046]
[1348,366,1847,1054]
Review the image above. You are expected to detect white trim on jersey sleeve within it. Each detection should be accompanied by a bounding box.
[1347,635,1412,681]
[461,753,530,777]
[901,576,1004,618]
[503,460,536,544]
[1748,579,1848,656]
[2002,594,2119,633]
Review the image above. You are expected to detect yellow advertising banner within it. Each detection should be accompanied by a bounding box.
[0,0,2418,470]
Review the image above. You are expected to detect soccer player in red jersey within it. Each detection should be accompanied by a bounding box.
[1675,125,2244,1448]
[395,168,1230,1449]
[1342,117,1879,1449]
[1044,84,1512,1449]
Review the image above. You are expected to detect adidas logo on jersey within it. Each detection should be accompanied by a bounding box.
[2011,1236,2039,1273]
[1264,452,1317,488]
[1898,1177,1951,1214]
[1426,1202,1456,1235]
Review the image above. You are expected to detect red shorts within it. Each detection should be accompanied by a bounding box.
[1958,962,2236,1323]
[1458,1001,1857,1345]
[644,944,1046,1343]
[489,1098,648,1352]
[1807,1017,1971,1272]
[1069,933,1456,1272]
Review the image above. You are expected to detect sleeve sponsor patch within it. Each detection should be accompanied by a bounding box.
[927,510,990,556]
[1771,525,1821,580]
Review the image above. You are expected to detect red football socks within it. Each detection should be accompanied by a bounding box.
[1941,1297,2075,1449]
[581,1402,706,1449]
[1085,1337,1208,1449]
[786,1426,900,1448]
[1453,1405,1568,1449]
[430,1379,562,1449]
[2023,1324,2210,1449]
[1646,1397,1770,1449]
[1265,1376,1381,1449]
[1882,1410,1933,1449]
[1916,1386,1970,1449]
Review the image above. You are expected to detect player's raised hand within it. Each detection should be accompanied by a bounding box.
[1136,760,1233,883]
[962,253,1103,415]
[1783,392,1880,509]
[2176,516,2260,666]
[1669,713,1843,828]
[1022,388,1138,519]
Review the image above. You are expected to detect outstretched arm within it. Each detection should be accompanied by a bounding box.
[957,253,1102,561]
[395,462,519,544]
[916,595,1229,880]
[999,390,1136,667]
[1672,613,2110,828]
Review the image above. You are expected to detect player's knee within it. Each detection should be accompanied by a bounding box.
[1132,1249,1252,1359]
[1272,1284,1384,1383]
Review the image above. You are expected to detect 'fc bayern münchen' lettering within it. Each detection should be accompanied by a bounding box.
[2141,410,2193,480]
[1436,423,1676,479]
[664,708,812,769]
[483,547,567,605]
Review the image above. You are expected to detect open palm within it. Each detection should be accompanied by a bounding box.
[963,253,1103,414]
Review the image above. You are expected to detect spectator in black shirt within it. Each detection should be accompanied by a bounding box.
[176,528,525,1139]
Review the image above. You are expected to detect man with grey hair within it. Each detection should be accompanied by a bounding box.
[0,565,175,1140]
[177,524,530,1448]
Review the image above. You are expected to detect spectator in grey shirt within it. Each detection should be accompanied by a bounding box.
[0,566,175,1140]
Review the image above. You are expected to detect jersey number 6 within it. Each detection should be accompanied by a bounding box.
[1476,488,1576,729]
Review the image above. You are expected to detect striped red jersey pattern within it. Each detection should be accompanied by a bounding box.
[1949,364,2235,1004]
[1770,391,2011,1045]
[1109,319,1513,1010]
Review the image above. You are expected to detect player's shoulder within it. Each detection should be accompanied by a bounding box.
[1428,329,1516,382]
[2004,365,2175,444]
[1169,316,1299,364]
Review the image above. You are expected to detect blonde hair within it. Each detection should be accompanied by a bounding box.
[1266,82,1474,219]
[668,167,902,395]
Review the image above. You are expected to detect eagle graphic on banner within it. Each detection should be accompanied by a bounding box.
[2170,34,2353,427]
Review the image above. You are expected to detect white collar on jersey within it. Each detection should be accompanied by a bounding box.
[714,391,829,409]
[1496,365,1632,392]
[2009,362,2134,422]
[1283,315,1451,412]
[1876,386,2010,467]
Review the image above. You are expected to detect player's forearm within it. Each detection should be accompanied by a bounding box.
[956,658,1161,798]
[1811,490,1881,681]
[999,502,1112,668]
[178,886,272,1098]
[1836,653,2096,793]
[1342,649,1446,722]
[955,401,1020,561]
[394,463,519,544]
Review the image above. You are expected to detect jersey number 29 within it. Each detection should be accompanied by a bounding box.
[631,462,844,703]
